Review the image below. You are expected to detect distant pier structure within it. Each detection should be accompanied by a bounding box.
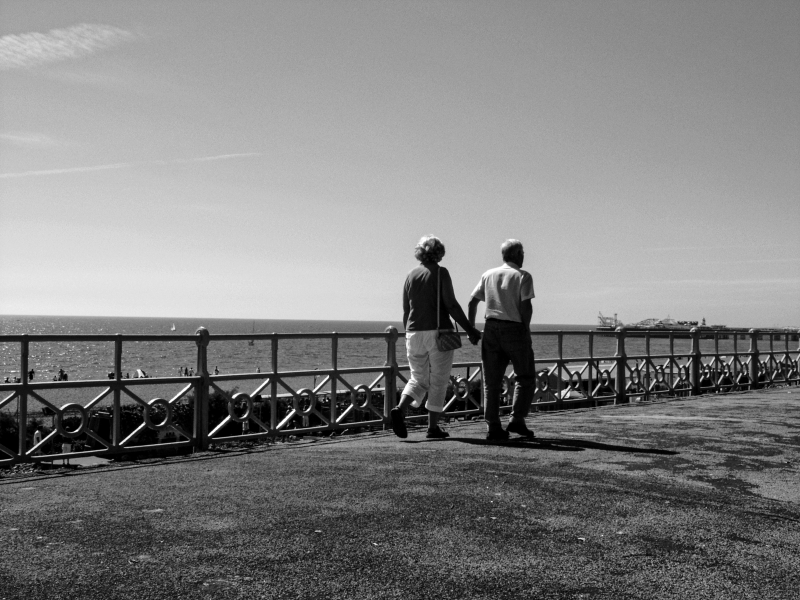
[597,313,799,341]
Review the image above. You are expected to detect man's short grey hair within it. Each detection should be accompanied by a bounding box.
[414,235,446,263]
[501,239,524,262]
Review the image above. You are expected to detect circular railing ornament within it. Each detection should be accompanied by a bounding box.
[454,377,470,400]
[536,372,549,392]
[501,376,511,401]
[567,370,582,392]
[228,392,253,424]
[143,398,173,431]
[294,388,317,415]
[351,384,372,410]
[56,403,89,438]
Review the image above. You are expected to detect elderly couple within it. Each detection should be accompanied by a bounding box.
[390,235,536,442]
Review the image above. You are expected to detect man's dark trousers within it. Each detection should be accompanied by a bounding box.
[481,319,536,427]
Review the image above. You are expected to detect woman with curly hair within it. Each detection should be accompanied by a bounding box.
[390,235,481,439]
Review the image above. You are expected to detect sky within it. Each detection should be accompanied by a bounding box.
[1,0,798,328]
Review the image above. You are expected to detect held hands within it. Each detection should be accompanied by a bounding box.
[467,327,482,346]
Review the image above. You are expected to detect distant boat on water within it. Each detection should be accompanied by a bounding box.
[170,323,176,331]
[248,321,255,346]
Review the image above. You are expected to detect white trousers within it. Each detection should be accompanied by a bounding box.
[402,330,454,413]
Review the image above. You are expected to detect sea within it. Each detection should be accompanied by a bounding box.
[0,315,753,384]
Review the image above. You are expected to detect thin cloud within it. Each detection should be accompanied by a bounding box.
[0,132,61,147]
[651,278,799,287]
[549,277,800,300]
[692,257,800,266]
[0,24,136,71]
[641,243,797,253]
[0,153,262,179]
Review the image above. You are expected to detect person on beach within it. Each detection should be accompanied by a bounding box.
[390,235,481,439]
[32,426,43,455]
[468,239,536,441]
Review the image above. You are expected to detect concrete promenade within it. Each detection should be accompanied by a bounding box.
[1,388,798,599]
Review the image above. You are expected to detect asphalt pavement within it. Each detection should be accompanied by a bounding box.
[1,387,798,599]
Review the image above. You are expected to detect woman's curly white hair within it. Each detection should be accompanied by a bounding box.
[414,235,446,263]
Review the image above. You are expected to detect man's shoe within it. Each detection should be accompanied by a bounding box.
[390,408,407,439]
[486,427,510,442]
[426,426,450,439]
[506,420,535,439]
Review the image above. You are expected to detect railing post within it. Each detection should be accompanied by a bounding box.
[749,329,760,389]
[588,332,596,408]
[615,327,626,404]
[690,327,701,395]
[556,332,564,409]
[113,335,122,448]
[270,337,279,431]
[330,334,339,426]
[384,326,399,423]
[195,327,210,451]
[784,329,792,384]
[644,333,651,402]
[19,335,29,459]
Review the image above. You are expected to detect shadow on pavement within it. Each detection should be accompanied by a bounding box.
[409,437,678,455]
[538,438,679,455]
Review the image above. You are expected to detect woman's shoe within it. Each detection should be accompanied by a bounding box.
[390,408,407,439]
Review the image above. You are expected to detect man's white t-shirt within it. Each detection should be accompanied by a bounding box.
[471,262,535,323]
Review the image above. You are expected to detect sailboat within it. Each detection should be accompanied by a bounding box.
[248,321,255,346]
[170,323,176,331]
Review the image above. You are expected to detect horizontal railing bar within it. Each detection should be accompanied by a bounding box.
[626,354,695,361]
[0,334,197,342]
[210,366,391,380]
[0,377,201,391]
[210,331,391,341]
[1,330,794,343]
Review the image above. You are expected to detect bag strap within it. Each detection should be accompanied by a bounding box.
[437,267,441,330]
[436,266,458,333]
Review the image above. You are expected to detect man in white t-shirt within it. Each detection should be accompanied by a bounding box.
[468,239,536,441]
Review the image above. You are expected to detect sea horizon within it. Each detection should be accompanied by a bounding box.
[0,314,598,334]
[3,313,794,332]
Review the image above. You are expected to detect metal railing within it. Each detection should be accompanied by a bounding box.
[0,327,797,465]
